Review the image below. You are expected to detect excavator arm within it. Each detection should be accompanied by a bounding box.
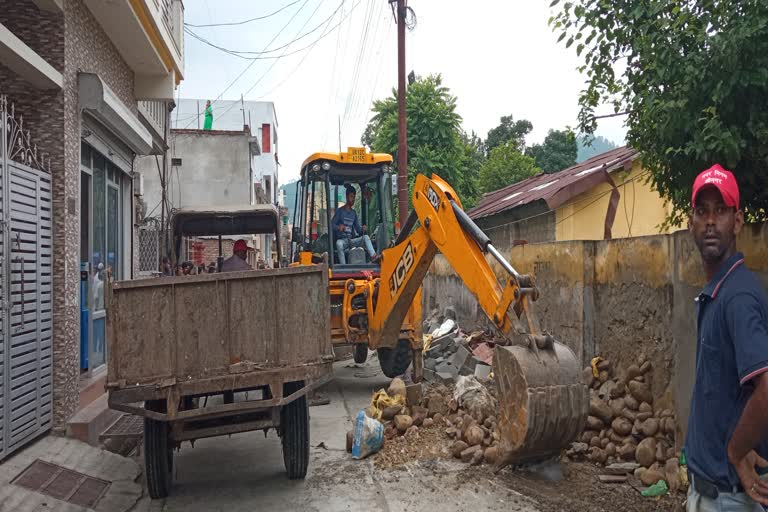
[368,173,544,351]
[368,173,587,470]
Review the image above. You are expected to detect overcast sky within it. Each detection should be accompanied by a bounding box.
[179,0,627,185]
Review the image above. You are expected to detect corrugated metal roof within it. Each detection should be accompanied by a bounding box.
[469,146,639,219]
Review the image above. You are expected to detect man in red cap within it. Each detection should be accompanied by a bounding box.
[220,239,253,272]
[685,164,768,510]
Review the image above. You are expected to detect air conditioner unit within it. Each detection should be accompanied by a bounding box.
[133,173,144,196]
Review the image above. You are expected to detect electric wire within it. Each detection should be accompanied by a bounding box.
[185,0,304,27]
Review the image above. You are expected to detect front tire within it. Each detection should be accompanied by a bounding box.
[144,400,173,499]
[377,339,412,378]
[281,381,309,480]
[354,343,368,364]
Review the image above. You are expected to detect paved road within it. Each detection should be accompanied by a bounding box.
[136,356,539,512]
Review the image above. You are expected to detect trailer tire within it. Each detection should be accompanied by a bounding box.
[144,400,173,499]
[353,343,368,364]
[377,339,412,378]
[281,381,309,480]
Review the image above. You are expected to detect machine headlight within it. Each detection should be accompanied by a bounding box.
[347,281,356,293]
[382,164,392,173]
[311,163,321,172]
[322,161,331,171]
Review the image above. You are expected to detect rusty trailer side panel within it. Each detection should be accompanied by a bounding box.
[107,265,332,389]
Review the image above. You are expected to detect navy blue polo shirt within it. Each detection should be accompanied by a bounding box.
[685,252,768,487]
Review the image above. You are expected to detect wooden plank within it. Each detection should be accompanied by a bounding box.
[109,284,176,384]
[174,280,228,377]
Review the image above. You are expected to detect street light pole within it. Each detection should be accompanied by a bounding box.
[396,0,408,222]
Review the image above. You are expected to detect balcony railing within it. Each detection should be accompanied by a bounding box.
[138,100,168,139]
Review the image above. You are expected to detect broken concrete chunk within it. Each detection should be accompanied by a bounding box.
[628,381,653,405]
[665,458,681,493]
[639,360,652,375]
[394,415,413,433]
[618,443,636,461]
[484,446,499,465]
[598,380,617,401]
[626,364,642,380]
[581,430,599,444]
[474,362,492,379]
[381,405,403,421]
[423,418,434,428]
[388,378,407,399]
[404,426,419,438]
[610,381,626,399]
[586,415,605,431]
[639,402,653,414]
[640,418,660,437]
[460,444,483,463]
[452,440,469,458]
[635,437,657,468]
[605,462,639,474]
[464,425,485,447]
[598,370,609,383]
[640,462,666,486]
[411,406,428,427]
[624,394,639,411]
[589,398,614,424]
[611,417,633,436]
[598,474,628,484]
[470,449,484,466]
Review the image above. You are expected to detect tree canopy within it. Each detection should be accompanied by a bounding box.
[526,129,577,173]
[485,115,532,153]
[478,142,541,194]
[551,0,768,224]
[577,135,617,163]
[362,74,483,210]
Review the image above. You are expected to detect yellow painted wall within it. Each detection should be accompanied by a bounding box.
[555,161,673,241]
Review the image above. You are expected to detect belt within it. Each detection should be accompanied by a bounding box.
[688,470,743,499]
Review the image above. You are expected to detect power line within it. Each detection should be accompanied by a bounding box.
[177,0,312,130]
[341,0,375,133]
[183,0,356,62]
[185,0,304,27]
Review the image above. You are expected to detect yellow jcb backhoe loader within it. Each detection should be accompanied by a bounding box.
[290,148,587,467]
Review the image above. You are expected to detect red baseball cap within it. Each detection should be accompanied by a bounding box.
[233,239,251,252]
[691,164,739,209]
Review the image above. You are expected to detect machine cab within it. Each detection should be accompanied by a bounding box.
[291,148,396,271]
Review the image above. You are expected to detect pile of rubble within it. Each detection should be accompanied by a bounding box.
[422,308,495,384]
[566,355,683,491]
[351,374,503,468]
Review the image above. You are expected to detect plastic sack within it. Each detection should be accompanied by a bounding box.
[369,389,405,421]
[641,479,668,497]
[431,318,456,338]
[351,410,384,459]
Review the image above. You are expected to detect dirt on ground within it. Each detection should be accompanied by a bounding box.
[495,461,685,512]
[374,423,451,469]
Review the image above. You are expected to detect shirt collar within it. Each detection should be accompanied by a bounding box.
[700,252,745,299]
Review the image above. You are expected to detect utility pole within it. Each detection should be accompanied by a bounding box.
[395,0,408,221]
[338,115,342,152]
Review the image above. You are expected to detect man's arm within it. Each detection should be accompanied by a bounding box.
[728,373,768,461]
[353,210,362,236]
[726,292,768,503]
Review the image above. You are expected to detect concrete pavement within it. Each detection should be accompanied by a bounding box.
[137,355,540,512]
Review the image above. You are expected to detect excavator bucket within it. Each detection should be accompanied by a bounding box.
[492,340,588,470]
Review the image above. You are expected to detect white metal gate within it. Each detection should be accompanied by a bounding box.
[0,95,54,459]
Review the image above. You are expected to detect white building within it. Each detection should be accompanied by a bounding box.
[172,99,279,205]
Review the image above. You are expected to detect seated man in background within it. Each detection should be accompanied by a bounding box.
[331,185,378,264]
[221,239,253,272]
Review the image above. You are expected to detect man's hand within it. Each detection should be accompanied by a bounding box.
[337,224,346,232]
[729,449,768,504]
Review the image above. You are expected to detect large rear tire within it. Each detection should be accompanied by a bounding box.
[353,343,368,364]
[144,400,173,499]
[377,339,412,378]
[281,381,309,480]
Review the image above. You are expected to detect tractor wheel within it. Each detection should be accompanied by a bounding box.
[377,339,412,378]
[144,400,173,499]
[281,381,309,480]
[353,343,368,364]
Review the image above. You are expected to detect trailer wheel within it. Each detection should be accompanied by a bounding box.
[144,400,173,499]
[281,381,309,480]
[377,338,412,378]
[353,343,368,364]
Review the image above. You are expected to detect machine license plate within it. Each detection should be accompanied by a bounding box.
[349,148,366,162]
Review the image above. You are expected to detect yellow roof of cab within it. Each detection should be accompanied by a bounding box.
[301,147,393,169]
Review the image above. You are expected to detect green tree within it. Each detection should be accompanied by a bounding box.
[551,0,768,225]
[363,74,482,210]
[576,135,617,163]
[478,142,541,194]
[526,129,578,173]
[485,114,533,153]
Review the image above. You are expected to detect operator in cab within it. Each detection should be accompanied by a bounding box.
[220,239,253,272]
[331,185,379,264]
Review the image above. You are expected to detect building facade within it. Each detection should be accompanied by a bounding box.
[0,0,183,457]
[172,99,279,205]
[134,127,282,268]
[469,146,673,246]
